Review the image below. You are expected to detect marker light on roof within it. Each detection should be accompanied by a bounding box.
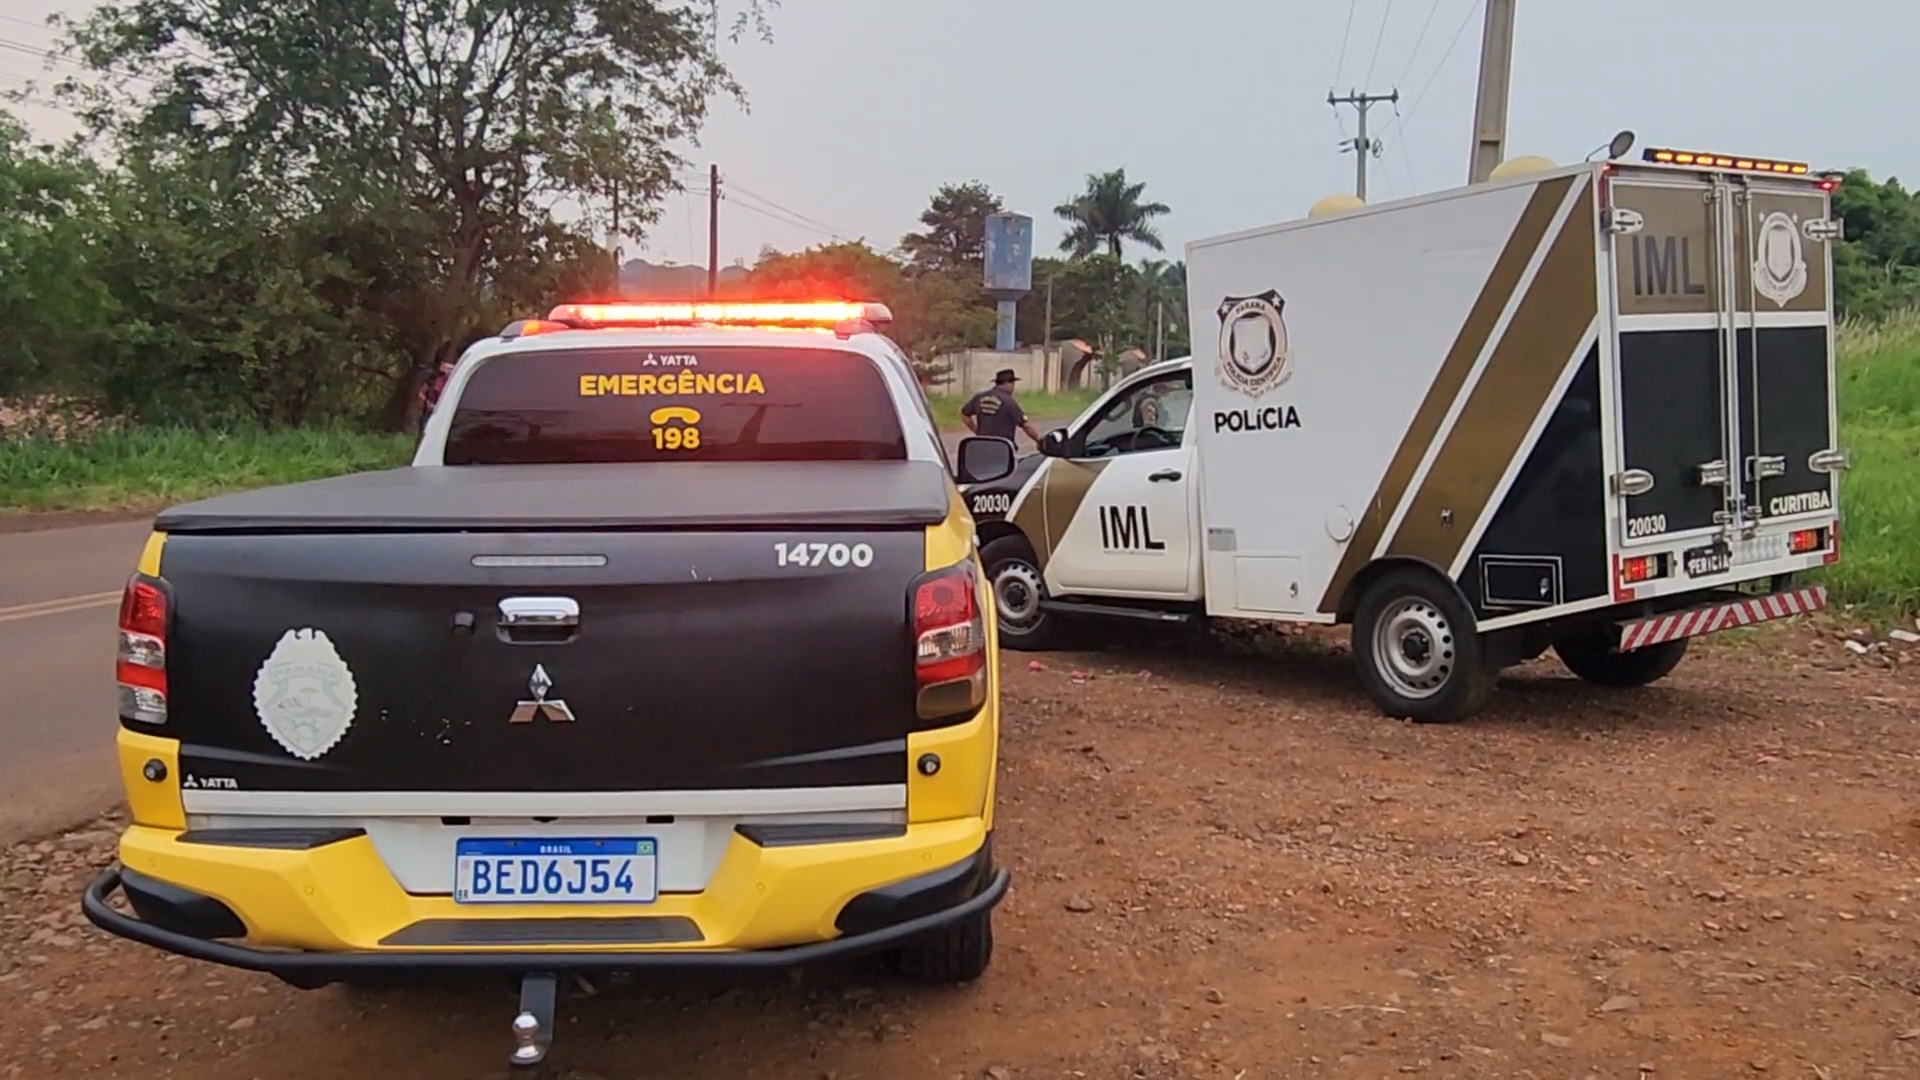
[1642,148,1811,176]
[546,301,892,327]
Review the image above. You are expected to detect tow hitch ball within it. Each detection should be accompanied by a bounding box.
[510,971,558,1067]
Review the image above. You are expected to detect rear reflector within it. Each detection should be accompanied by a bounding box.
[1617,586,1827,652]
[912,562,986,722]
[116,576,168,724]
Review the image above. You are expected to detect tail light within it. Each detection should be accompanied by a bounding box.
[912,562,986,722]
[116,576,168,724]
[1788,527,1828,556]
[1620,554,1666,585]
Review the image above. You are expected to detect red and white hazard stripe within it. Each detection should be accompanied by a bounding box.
[1617,586,1827,652]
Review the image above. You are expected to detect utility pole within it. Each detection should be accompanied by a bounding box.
[610,177,623,288]
[1154,302,1165,363]
[707,163,721,298]
[1328,88,1398,200]
[1468,0,1517,184]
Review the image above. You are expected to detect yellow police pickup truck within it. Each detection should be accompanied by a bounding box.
[84,300,1017,1066]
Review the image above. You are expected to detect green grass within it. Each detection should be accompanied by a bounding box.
[926,389,1101,433]
[1820,309,1920,617]
[0,427,415,514]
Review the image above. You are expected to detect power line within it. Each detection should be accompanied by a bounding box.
[1362,0,1396,89]
[1393,0,1444,91]
[1332,0,1358,87]
[0,34,157,87]
[724,194,841,241]
[722,178,847,238]
[1398,0,1481,132]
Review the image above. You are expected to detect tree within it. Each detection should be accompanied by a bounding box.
[899,180,1003,276]
[740,241,994,380]
[1136,258,1189,360]
[1831,169,1920,320]
[0,111,114,400]
[56,0,770,428]
[1054,168,1171,260]
[1017,255,1144,363]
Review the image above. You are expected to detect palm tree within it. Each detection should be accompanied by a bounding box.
[1136,259,1187,360]
[1054,169,1171,260]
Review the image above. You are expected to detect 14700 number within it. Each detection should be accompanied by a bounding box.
[774,541,875,568]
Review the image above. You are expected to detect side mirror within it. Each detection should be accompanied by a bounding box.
[954,436,1016,485]
[1038,429,1069,458]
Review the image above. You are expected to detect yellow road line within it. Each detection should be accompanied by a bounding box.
[0,590,122,625]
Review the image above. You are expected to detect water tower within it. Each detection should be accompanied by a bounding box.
[983,212,1034,351]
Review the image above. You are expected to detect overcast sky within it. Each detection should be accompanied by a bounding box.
[7,1,1916,270]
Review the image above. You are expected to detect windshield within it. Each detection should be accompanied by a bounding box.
[443,345,907,465]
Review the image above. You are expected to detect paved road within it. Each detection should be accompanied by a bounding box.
[0,424,1070,844]
[0,519,156,843]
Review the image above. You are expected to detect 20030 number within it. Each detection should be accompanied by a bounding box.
[1626,513,1668,539]
[774,541,875,568]
[969,492,1012,516]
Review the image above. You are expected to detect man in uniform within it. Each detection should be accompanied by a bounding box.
[960,368,1045,447]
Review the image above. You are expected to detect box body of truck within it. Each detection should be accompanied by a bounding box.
[1183,156,1843,654]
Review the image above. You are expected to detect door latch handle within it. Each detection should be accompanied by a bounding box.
[499,597,580,626]
[1746,455,1788,481]
[1148,470,1183,482]
[497,597,581,644]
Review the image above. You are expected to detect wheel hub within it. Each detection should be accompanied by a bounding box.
[992,560,1045,628]
[1372,598,1455,700]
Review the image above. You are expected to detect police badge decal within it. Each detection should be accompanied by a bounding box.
[252,628,359,761]
[1216,290,1293,398]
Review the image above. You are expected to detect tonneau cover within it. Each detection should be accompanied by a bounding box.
[153,460,953,533]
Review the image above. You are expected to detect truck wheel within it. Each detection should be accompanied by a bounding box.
[891,909,993,984]
[1554,625,1689,687]
[1351,568,1494,723]
[981,536,1064,650]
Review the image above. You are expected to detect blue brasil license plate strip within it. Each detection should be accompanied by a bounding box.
[453,837,659,904]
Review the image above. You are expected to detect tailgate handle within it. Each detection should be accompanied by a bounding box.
[498,597,580,627]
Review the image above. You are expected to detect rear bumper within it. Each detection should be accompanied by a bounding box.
[83,823,1006,977]
[1616,585,1826,651]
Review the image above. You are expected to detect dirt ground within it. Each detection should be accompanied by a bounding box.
[6,622,1920,1079]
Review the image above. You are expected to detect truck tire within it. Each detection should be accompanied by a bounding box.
[1350,568,1495,723]
[981,536,1066,650]
[1554,625,1689,687]
[891,908,993,984]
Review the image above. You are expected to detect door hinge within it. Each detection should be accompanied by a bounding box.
[1746,455,1788,481]
[1611,469,1656,497]
[1601,207,1644,235]
[1809,448,1851,473]
[1802,217,1843,242]
[1694,459,1730,487]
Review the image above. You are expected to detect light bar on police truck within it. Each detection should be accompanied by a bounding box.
[1641,148,1811,176]
[546,301,893,328]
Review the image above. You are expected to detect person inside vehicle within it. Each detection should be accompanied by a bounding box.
[960,368,1045,447]
[417,359,454,436]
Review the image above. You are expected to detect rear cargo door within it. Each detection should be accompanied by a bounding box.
[1730,178,1839,528]
[1607,171,1739,548]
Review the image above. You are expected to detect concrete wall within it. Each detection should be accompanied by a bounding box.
[928,344,1103,396]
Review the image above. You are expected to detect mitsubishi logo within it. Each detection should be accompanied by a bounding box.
[509,664,576,723]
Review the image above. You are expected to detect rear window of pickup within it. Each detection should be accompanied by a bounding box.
[444,345,908,465]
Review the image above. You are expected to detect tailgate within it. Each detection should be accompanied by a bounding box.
[158,527,927,797]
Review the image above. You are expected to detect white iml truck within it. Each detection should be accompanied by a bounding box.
[962,145,1846,722]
